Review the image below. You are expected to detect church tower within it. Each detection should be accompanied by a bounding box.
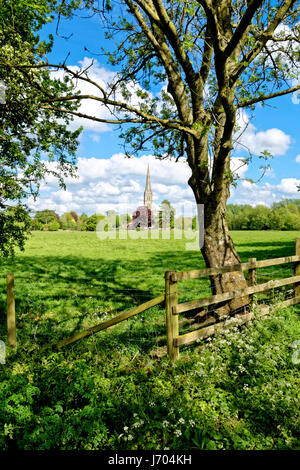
[144,164,153,211]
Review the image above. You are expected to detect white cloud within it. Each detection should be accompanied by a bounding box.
[296,154,300,163]
[265,24,300,106]
[28,154,196,216]
[234,110,291,156]
[277,178,300,195]
[52,57,160,135]
[51,58,115,133]
[228,177,300,207]
[230,157,248,179]
[250,128,290,156]
[53,189,73,203]
[28,153,297,217]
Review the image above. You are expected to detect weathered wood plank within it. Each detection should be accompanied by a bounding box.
[165,272,179,361]
[255,255,300,269]
[248,258,257,286]
[174,275,300,314]
[174,296,300,348]
[174,312,255,347]
[171,255,300,281]
[46,294,165,350]
[171,263,246,281]
[279,295,300,308]
[248,257,257,304]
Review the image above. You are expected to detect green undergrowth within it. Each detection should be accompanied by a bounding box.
[1,305,299,450]
[0,231,300,449]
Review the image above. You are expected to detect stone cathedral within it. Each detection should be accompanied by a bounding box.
[128,164,155,229]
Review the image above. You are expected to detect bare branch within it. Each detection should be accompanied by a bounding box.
[231,0,298,85]
[124,0,192,123]
[40,103,197,136]
[238,84,300,108]
[196,0,222,56]
[152,0,197,81]
[223,0,265,59]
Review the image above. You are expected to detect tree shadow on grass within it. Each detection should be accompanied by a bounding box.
[143,239,297,272]
[0,254,169,349]
[0,238,297,353]
[234,240,297,261]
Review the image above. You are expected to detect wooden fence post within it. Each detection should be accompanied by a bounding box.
[6,273,16,348]
[165,271,179,361]
[294,238,300,299]
[248,258,257,306]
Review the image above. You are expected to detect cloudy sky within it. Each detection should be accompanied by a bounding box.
[32,12,300,217]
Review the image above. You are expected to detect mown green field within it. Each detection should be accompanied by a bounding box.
[0,231,300,450]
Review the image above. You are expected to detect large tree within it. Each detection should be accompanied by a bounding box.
[0,0,81,256]
[11,0,300,314]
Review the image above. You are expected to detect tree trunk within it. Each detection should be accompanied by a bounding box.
[190,177,249,318]
[201,211,249,317]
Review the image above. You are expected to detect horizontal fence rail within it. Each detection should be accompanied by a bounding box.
[170,255,300,282]
[175,297,300,349]
[165,239,300,361]
[174,275,300,314]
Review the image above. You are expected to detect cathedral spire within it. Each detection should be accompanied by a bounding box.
[144,164,153,210]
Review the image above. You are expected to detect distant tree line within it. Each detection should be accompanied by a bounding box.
[226,199,300,231]
[31,210,130,232]
[31,199,300,232]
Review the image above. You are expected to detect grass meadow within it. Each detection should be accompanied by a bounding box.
[0,230,300,450]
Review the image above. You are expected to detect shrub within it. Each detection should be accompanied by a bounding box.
[48,220,60,231]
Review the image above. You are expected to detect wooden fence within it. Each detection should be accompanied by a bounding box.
[4,272,165,351]
[4,239,300,358]
[165,238,300,361]
[49,294,165,350]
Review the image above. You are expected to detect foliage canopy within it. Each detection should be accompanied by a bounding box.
[0,0,81,256]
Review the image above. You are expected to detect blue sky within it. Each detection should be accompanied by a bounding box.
[30,11,300,217]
